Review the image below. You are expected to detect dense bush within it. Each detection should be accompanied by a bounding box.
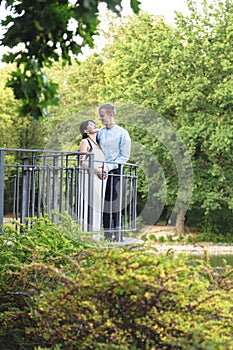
[1,218,233,349]
[186,208,233,239]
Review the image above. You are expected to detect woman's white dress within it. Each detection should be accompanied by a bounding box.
[79,139,106,232]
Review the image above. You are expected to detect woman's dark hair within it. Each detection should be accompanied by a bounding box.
[79,120,95,139]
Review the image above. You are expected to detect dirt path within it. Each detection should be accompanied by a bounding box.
[139,225,176,236]
[139,225,233,255]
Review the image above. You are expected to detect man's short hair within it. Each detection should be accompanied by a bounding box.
[99,103,116,116]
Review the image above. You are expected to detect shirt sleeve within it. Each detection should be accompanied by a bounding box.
[115,131,131,166]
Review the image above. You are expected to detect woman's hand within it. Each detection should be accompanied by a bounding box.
[96,167,108,180]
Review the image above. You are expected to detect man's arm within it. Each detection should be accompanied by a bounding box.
[115,132,131,165]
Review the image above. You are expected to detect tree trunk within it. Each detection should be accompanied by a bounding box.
[176,208,185,235]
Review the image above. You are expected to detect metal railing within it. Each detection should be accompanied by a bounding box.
[0,148,137,241]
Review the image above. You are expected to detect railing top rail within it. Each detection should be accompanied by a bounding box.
[0,148,81,154]
[0,148,137,168]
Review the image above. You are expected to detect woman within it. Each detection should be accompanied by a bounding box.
[78,120,108,232]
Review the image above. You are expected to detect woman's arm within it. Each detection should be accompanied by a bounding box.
[78,140,107,179]
[78,139,90,167]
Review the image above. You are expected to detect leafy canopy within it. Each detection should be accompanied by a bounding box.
[0,0,140,120]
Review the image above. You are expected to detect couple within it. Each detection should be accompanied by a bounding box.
[78,103,131,241]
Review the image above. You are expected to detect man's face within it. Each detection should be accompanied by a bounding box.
[99,108,113,125]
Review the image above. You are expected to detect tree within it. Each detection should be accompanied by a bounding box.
[0,64,46,150]
[166,0,233,232]
[38,53,106,150]
[96,1,233,234]
[0,65,19,148]
[96,13,191,231]
[0,0,140,120]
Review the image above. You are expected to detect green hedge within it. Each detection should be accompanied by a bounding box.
[0,218,233,349]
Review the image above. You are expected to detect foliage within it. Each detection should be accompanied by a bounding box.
[0,0,140,120]
[42,54,106,144]
[1,220,233,349]
[92,1,233,232]
[0,216,85,268]
[0,65,19,148]
[2,0,233,235]
[177,234,185,243]
[195,231,233,244]
[158,235,166,244]
[186,235,195,244]
[0,216,97,349]
[0,65,48,149]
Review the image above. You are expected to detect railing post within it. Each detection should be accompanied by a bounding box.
[132,166,137,230]
[59,154,64,214]
[88,153,94,231]
[15,164,20,221]
[46,165,51,217]
[21,157,30,225]
[115,164,123,242]
[0,150,5,231]
[37,167,42,218]
[31,154,36,218]
[65,155,69,213]
[52,156,59,223]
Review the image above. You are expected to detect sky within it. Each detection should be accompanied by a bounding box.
[121,0,189,23]
[0,0,192,65]
[83,0,192,58]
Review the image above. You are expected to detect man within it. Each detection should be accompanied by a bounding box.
[97,103,131,241]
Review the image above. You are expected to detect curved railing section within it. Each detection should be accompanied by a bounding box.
[0,148,137,241]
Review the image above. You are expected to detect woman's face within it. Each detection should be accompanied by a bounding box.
[85,121,99,134]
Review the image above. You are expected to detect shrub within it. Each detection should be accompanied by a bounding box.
[167,234,174,243]
[158,235,166,243]
[0,215,93,268]
[186,235,194,244]
[140,233,147,241]
[149,234,157,242]
[177,234,185,243]
[1,217,233,349]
